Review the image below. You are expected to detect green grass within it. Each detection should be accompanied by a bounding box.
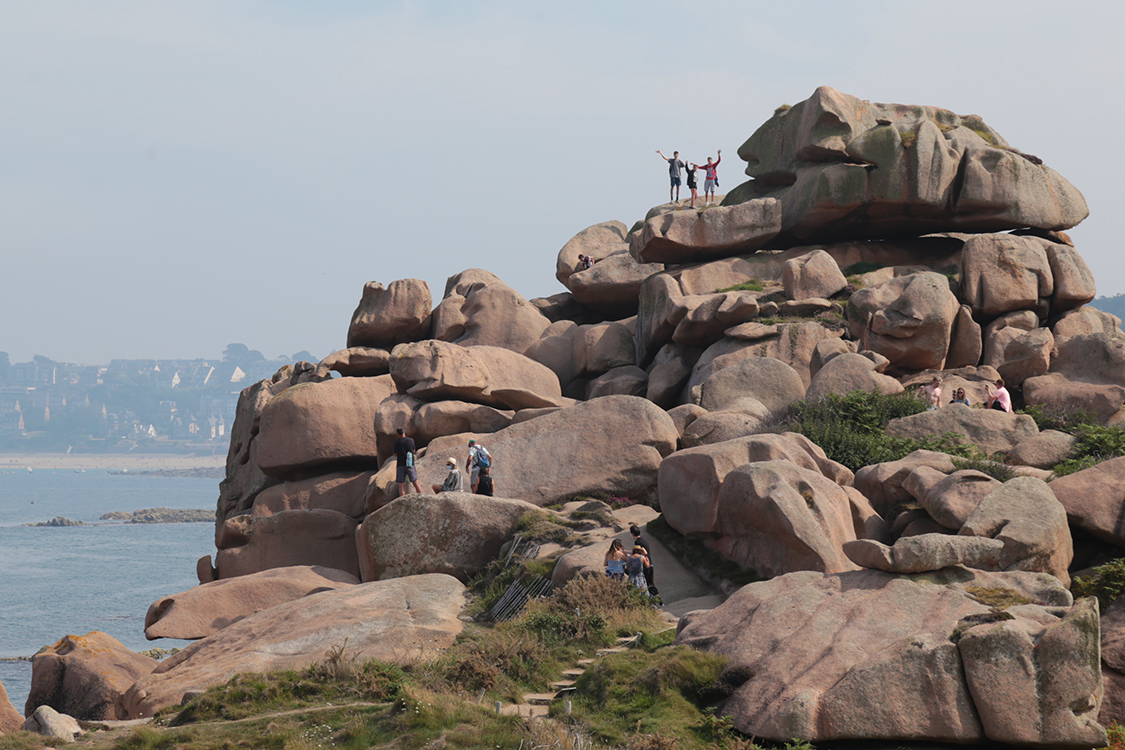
[951,456,1016,482]
[1019,403,1101,432]
[840,261,885,276]
[1073,558,1125,610]
[716,280,765,293]
[1053,424,1125,476]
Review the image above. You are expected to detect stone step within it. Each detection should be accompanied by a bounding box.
[522,693,558,706]
[596,646,628,656]
[616,635,638,644]
[576,658,595,666]
[561,669,585,678]
[549,680,577,690]
[500,704,550,719]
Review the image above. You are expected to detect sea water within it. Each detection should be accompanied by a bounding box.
[0,468,217,712]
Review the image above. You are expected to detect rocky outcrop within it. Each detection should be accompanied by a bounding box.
[357,494,541,582]
[909,468,1000,530]
[556,220,663,313]
[26,631,158,721]
[215,509,360,580]
[145,565,358,640]
[1008,430,1078,469]
[853,450,957,517]
[694,356,805,415]
[629,199,781,264]
[724,86,1088,244]
[346,279,432,349]
[316,347,391,377]
[367,396,677,509]
[847,272,960,373]
[885,403,1038,457]
[1049,456,1125,546]
[677,567,1102,747]
[782,249,847,300]
[123,575,466,719]
[432,269,551,353]
[805,352,904,401]
[843,534,1003,573]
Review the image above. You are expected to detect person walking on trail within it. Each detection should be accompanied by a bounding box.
[684,161,699,208]
[700,150,721,204]
[656,150,685,204]
[393,427,422,497]
[466,439,492,493]
[630,524,656,593]
[432,457,465,494]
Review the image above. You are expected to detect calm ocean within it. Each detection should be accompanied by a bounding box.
[0,468,217,713]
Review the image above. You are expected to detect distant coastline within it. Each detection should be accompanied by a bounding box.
[0,452,226,472]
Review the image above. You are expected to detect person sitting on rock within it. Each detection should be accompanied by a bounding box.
[923,377,942,410]
[950,388,970,406]
[466,439,492,493]
[432,457,465,494]
[476,465,494,497]
[604,539,627,579]
[626,545,650,592]
[577,253,596,271]
[987,378,1012,412]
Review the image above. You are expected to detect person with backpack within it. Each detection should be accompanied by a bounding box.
[393,427,422,497]
[699,150,721,205]
[465,439,492,493]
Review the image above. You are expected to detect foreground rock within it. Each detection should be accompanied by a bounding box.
[0,680,21,733]
[1049,456,1125,546]
[367,396,677,508]
[145,565,359,640]
[124,575,466,718]
[357,494,542,582]
[885,403,1038,456]
[26,631,158,721]
[677,567,1103,747]
[724,86,1088,244]
[21,706,82,742]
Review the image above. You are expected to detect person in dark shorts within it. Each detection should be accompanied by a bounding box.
[476,465,494,496]
[630,524,656,592]
[684,161,699,208]
[700,150,721,204]
[656,150,685,204]
[393,427,422,496]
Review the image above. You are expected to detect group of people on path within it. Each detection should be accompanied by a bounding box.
[920,377,1012,412]
[604,524,658,599]
[657,149,721,208]
[393,428,495,498]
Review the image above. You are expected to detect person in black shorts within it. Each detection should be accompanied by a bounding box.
[684,162,699,208]
[393,427,422,497]
[656,150,685,204]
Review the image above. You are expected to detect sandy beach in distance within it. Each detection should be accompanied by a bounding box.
[0,453,226,471]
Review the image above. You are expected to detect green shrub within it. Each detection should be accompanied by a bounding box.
[1053,425,1125,476]
[1019,403,1100,432]
[717,280,764,293]
[841,261,885,276]
[950,456,1016,482]
[1073,558,1125,610]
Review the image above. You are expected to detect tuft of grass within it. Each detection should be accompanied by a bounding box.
[951,456,1016,482]
[965,585,1033,609]
[1073,558,1125,610]
[716,280,765,293]
[841,261,885,276]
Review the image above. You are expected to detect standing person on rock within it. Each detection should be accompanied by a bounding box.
[656,150,685,204]
[465,439,492,494]
[393,427,422,497]
[626,545,651,593]
[923,377,942,410]
[700,150,721,205]
[684,161,699,208]
[630,524,656,595]
[432,457,465,494]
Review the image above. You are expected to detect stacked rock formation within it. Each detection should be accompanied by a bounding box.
[12,87,1125,747]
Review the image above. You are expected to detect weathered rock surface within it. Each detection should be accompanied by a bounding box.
[629,199,782,264]
[389,339,562,410]
[1008,430,1078,469]
[216,377,282,537]
[1049,456,1125,546]
[782,249,847,300]
[556,220,629,287]
[368,396,677,508]
[847,272,959,373]
[885,403,1038,457]
[805,352,904,401]
[123,575,466,719]
[1023,373,1125,424]
[659,432,852,537]
[432,270,551,353]
[959,477,1073,585]
[144,565,358,640]
[680,408,768,448]
[961,234,1055,318]
[843,534,1003,573]
[346,279,432,349]
[586,365,648,399]
[676,567,1102,746]
[684,322,843,394]
[909,468,1000,530]
[26,631,158,721]
[251,471,374,520]
[1054,307,1121,338]
[0,680,19,734]
[256,375,394,479]
[357,494,541,582]
[562,227,664,313]
[706,461,859,577]
[317,347,391,377]
[215,509,360,580]
[21,705,83,742]
[724,86,1089,244]
[695,356,805,415]
[853,450,957,517]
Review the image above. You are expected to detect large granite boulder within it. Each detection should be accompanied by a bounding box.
[782,249,847,300]
[586,365,648,399]
[1049,456,1125,546]
[367,396,677,508]
[251,470,374,520]
[1023,373,1125,424]
[847,272,960,374]
[629,199,781,264]
[959,477,1073,585]
[694,356,805,415]
[26,631,158,721]
[317,346,391,377]
[346,279,433,350]
[646,343,704,407]
[256,375,394,479]
[389,339,562,410]
[556,220,663,313]
[659,432,852,537]
[961,234,1056,319]
[853,450,957,517]
[984,324,1054,387]
[723,86,1088,245]
[216,377,284,537]
[677,567,1103,747]
[1054,307,1122,338]
[215,509,360,580]
[684,322,844,394]
[123,575,466,718]
[680,406,770,449]
[0,681,19,734]
[908,468,1000,530]
[1008,430,1078,470]
[805,352,904,401]
[357,493,541,582]
[706,460,859,577]
[885,403,1039,457]
[844,534,1003,573]
[144,565,358,640]
[431,269,551,353]
[555,220,629,288]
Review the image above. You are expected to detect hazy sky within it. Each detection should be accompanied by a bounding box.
[2,1,1121,364]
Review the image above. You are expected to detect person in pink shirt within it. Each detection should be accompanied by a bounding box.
[987,378,1012,412]
[696,150,721,204]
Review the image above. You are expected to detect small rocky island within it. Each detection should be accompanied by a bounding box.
[99,508,215,524]
[24,517,85,528]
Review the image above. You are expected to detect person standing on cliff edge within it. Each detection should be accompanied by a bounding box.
[656,150,685,204]
[700,150,721,205]
[393,427,422,497]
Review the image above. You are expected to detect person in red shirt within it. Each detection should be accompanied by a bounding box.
[696,150,721,205]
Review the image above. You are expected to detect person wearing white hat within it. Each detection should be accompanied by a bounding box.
[432,456,465,494]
